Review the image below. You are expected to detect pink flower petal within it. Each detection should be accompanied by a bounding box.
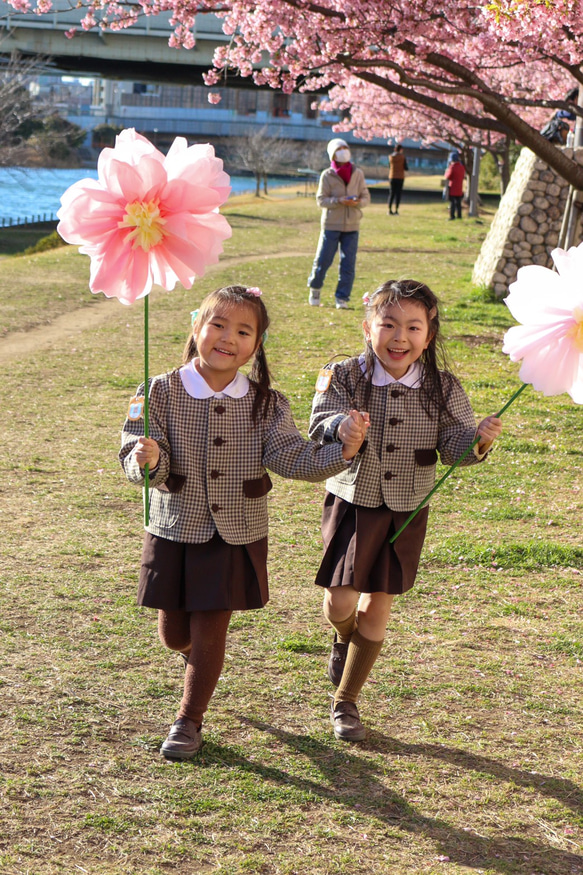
[551,244,583,283]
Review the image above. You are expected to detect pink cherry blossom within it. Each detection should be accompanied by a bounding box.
[57,128,232,305]
[502,243,583,404]
[12,0,583,188]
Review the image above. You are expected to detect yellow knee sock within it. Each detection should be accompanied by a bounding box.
[335,629,384,705]
[328,606,357,645]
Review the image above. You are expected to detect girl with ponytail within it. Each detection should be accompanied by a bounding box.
[120,284,367,759]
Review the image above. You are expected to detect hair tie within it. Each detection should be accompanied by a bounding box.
[362,293,370,306]
[246,287,262,297]
[190,309,199,325]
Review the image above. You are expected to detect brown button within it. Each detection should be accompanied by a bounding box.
[389,417,403,426]
[213,437,225,446]
[210,470,222,480]
[391,390,402,398]
[386,444,397,453]
[211,503,221,513]
[384,471,394,480]
[214,405,225,414]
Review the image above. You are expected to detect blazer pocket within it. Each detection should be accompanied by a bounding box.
[243,473,273,499]
[415,449,438,467]
[157,472,186,494]
[413,448,437,496]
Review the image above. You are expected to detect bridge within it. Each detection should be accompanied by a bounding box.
[0,0,231,83]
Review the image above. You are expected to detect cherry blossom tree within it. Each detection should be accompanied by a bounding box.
[9,0,583,187]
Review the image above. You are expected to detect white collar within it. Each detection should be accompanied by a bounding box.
[359,353,422,388]
[179,360,250,399]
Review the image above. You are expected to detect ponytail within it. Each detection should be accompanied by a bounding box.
[249,342,273,422]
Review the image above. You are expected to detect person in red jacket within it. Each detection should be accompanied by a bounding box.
[444,151,466,220]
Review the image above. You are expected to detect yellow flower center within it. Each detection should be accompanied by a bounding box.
[119,200,167,251]
[567,306,583,352]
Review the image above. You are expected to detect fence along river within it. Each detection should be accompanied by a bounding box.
[0,167,298,226]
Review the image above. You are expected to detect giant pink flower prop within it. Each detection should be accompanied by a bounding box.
[57,128,232,305]
[502,243,583,404]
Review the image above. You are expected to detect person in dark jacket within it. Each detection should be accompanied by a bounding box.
[388,144,408,215]
[444,151,466,220]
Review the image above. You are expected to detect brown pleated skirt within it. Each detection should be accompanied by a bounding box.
[137,531,269,611]
[315,492,429,595]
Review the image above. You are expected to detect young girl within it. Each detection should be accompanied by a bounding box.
[120,285,367,759]
[309,279,503,742]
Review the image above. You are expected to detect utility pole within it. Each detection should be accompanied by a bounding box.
[468,142,481,218]
[560,87,583,249]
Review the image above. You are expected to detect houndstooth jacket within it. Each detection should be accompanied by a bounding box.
[309,356,488,512]
[120,369,349,545]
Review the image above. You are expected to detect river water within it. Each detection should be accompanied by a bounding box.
[0,167,297,224]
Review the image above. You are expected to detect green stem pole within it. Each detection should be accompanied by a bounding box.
[143,294,150,526]
[389,382,529,543]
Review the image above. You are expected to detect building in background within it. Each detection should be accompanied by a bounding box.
[30,74,449,174]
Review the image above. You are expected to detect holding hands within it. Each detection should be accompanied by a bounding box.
[476,416,503,453]
[339,409,370,460]
[134,436,160,471]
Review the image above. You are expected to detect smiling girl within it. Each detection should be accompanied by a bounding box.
[309,279,502,742]
[120,285,367,758]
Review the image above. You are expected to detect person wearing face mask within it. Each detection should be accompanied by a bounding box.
[307,138,371,310]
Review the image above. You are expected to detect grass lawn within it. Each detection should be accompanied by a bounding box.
[0,192,581,875]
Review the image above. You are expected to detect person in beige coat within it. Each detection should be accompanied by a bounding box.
[307,138,370,309]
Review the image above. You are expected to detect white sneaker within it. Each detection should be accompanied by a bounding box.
[308,289,321,306]
[335,300,349,309]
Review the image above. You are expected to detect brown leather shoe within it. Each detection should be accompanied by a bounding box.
[160,717,202,759]
[327,635,348,687]
[330,700,366,742]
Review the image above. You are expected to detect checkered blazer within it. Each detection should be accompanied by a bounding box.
[120,370,348,545]
[309,357,487,512]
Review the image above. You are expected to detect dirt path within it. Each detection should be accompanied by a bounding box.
[0,250,310,364]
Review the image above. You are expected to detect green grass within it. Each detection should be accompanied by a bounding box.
[0,191,581,875]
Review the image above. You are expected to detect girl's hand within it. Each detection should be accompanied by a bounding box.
[476,416,502,452]
[339,410,370,460]
[134,437,160,470]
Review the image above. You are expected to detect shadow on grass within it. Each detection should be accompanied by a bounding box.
[194,717,583,875]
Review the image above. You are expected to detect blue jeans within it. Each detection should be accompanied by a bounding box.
[307,230,359,302]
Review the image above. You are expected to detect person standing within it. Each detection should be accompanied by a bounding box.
[444,151,466,220]
[307,138,370,310]
[388,144,408,215]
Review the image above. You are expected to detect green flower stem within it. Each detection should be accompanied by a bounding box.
[143,294,150,526]
[389,382,529,543]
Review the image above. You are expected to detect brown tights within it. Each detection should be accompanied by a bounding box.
[158,608,232,726]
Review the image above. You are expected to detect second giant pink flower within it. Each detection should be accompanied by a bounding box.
[502,244,583,404]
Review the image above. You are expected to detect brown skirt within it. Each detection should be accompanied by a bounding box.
[315,492,429,595]
[137,531,269,611]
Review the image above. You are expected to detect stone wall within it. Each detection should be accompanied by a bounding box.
[472,146,583,298]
